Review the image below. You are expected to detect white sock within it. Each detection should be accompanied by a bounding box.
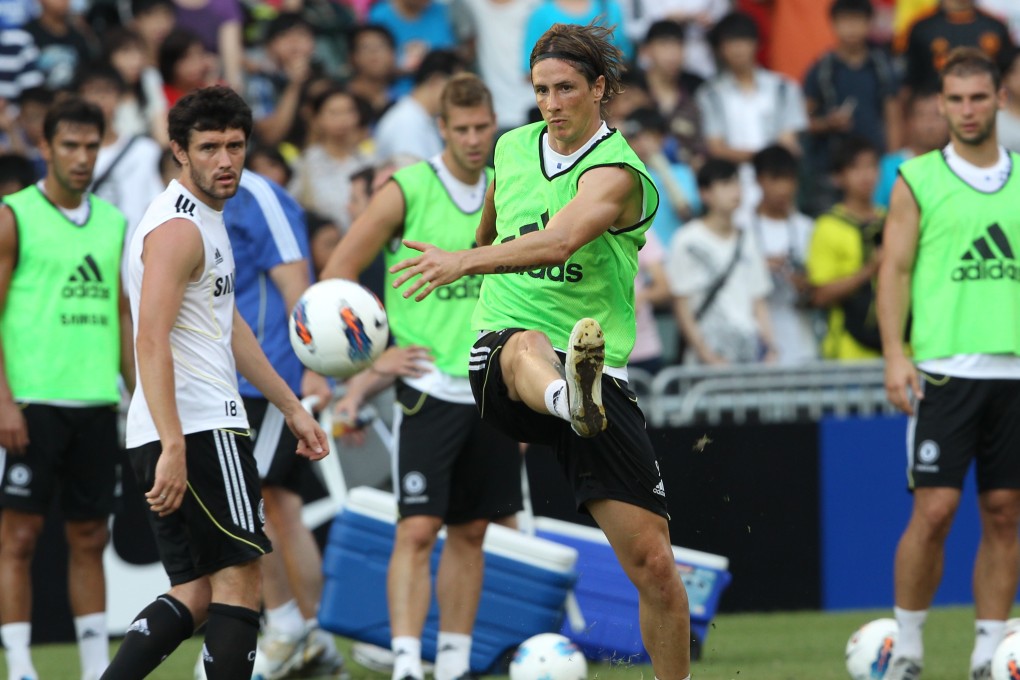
[391,636,422,680]
[1,622,36,679]
[972,619,1005,669]
[265,600,304,637]
[544,379,570,421]
[434,632,471,680]
[894,607,928,660]
[74,613,109,678]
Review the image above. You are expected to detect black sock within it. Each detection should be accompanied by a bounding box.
[202,603,260,680]
[99,594,194,680]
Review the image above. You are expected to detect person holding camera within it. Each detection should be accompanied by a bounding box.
[746,145,817,365]
[806,136,885,361]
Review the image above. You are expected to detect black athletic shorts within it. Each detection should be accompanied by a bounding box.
[0,404,118,520]
[469,329,668,519]
[128,429,272,585]
[245,397,310,494]
[393,380,522,524]
[909,373,1020,492]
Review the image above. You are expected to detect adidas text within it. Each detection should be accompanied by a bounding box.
[435,276,482,300]
[515,263,583,283]
[951,260,1020,282]
[62,282,110,299]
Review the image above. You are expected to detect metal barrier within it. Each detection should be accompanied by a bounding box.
[643,360,897,427]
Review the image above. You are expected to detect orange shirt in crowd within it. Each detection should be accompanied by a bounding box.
[770,0,836,82]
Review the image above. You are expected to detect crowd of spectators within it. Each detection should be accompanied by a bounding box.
[0,0,1018,374]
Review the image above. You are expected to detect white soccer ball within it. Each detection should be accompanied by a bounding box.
[509,633,587,680]
[992,628,1020,680]
[193,647,269,680]
[846,618,897,680]
[289,279,388,378]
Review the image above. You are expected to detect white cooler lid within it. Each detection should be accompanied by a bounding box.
[342,487,577,574]
[533,516,729,570]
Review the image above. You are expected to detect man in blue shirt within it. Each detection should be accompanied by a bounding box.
[222,171,341,678]
[368,0,457,97]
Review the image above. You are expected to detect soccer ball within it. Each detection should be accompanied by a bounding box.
[193,646,269,680]
[289,279,388,378]
[509,633,587,680]
[992,627,1020,680]
[846,618,897,680]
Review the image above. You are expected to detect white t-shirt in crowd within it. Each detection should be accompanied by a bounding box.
[374,96,442,162]
[667,218,772,364]
[453,0,538,129]
[745,210,818,365]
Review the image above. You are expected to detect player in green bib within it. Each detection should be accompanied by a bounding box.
[323,74,521,680]
[0,98,132,680]
[389,23,691,680]
[878,48,1020,680]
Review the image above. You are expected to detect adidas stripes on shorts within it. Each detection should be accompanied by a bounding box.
[128,429,272,585]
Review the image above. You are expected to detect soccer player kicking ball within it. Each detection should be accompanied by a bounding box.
[102,86,328,680]
[390,22,691,680]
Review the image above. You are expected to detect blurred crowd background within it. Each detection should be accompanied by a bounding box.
[1,0,1017,375]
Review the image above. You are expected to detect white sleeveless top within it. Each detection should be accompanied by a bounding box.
[126,179,249,447]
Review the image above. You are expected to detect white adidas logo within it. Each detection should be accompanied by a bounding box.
[126,618,150,636]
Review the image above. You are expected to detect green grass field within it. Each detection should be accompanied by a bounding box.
[0,606,992,680]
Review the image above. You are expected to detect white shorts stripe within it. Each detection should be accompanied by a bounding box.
[226,432,255,531]
[253,403,285,479]
[213,430,242,528]
[390,404,403,502]
[906,410,918,478]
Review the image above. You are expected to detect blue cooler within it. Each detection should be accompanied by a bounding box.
[533,517,731,662]
[320,487,578,673]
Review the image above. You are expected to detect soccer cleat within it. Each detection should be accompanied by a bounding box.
[256,626,324,680]
[350,642,434,676]
[884,656,923,680]
[565,318,607,437]
[294,628,348,679]
[970,662,991,680]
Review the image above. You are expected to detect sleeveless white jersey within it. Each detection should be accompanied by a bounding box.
[125,179,249,447]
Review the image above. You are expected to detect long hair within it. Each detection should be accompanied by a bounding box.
[529,22,625,115]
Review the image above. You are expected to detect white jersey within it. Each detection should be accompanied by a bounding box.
[126,179,249,447]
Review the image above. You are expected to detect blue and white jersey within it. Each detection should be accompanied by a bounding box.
[224,171,310,398]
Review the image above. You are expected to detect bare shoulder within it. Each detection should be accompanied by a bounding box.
[0,204,17,255]
[141,217,205,273]
[576,164,638,200]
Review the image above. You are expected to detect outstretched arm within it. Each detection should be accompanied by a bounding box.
[321,180,406,281]
[392,165,641,301]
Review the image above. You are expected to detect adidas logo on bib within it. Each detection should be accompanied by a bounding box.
[952,223,1020,282]
[62,253,110,298]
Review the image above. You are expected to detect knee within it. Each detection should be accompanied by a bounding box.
[66,521,110,555]
[912,500,957,539]
[980,498,1020,540]
[396,517,442,553]
[0,519,42,560]
[170,579,213,626]
[627,541,686,605]
[261,488,302,534]
[511,331,554,367]
[447,519,488,550]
